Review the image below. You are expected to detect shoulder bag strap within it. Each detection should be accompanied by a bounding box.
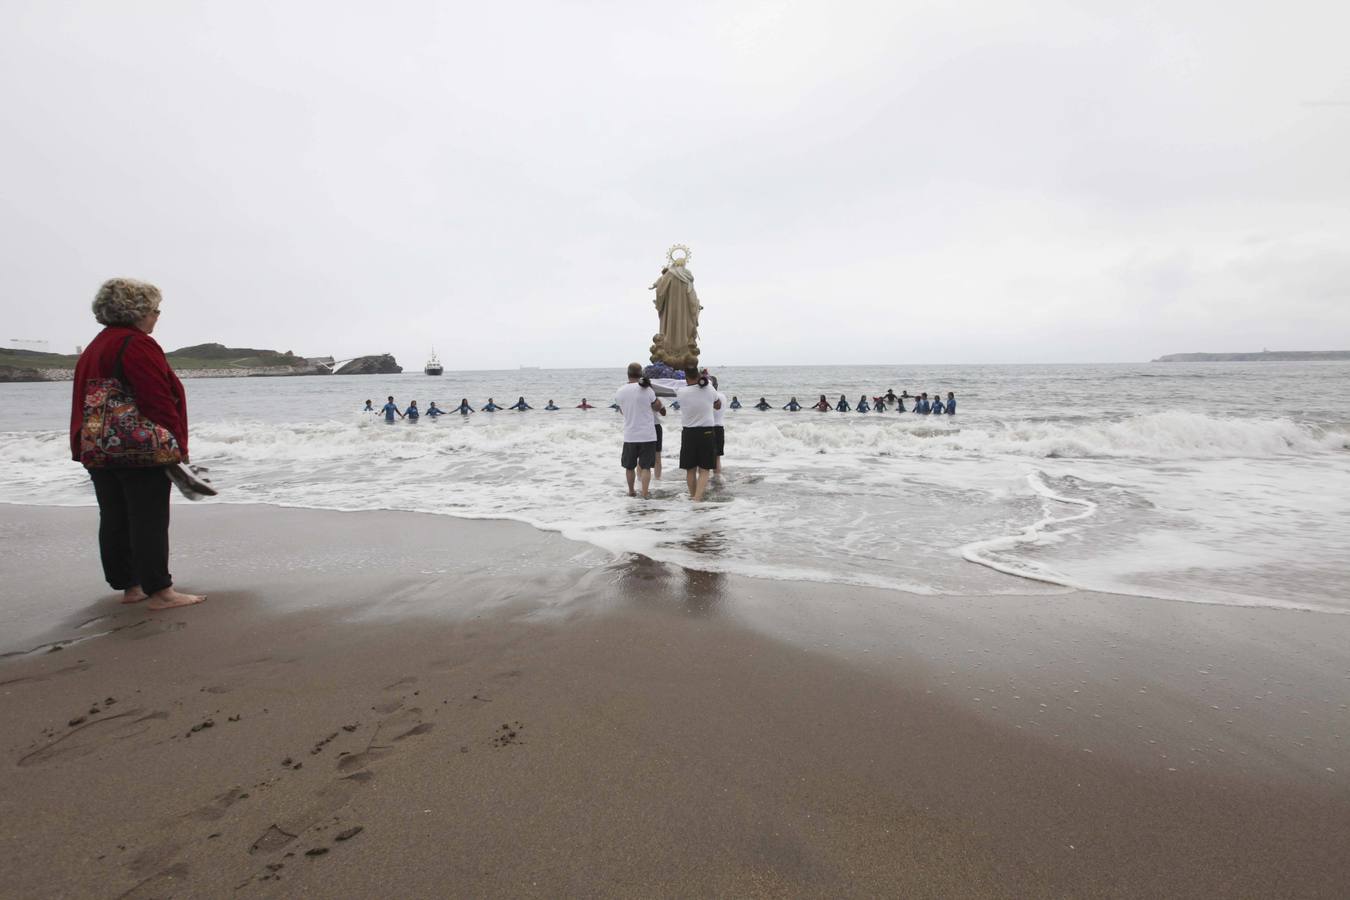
[111,335,135,383]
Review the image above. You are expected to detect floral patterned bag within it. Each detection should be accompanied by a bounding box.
[79,336,183,468]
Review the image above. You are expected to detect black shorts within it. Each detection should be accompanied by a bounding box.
[621,440,658,470]
[679,427,717,471]
[714,425,725,456]
[654,423,663,451]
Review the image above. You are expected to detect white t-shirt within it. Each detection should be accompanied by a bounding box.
[614,381,658,443]
[713,391,727,426]
[677,382,718,428]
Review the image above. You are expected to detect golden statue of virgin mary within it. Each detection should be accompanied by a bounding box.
[649,244,701,368]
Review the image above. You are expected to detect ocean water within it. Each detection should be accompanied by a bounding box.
[3,362,1348,613]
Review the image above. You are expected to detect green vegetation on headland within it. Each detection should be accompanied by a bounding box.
[0,342,301,370]
[0,344,401,381]
[0,348,80,369]
[165,343,305,370]
[1153,351,1350,362]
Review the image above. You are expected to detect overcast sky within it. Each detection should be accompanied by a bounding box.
[3,1,1348,368]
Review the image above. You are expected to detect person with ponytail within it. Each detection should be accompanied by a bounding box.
[710,374,727,475]
[614,362,665,498]
[676,367,720,500]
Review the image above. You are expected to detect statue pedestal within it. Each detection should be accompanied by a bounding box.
[643,362,687,381]
[642,362,688,398]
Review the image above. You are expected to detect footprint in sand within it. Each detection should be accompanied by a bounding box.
[117,704,438,888]
[396,723,434,741]
[242,708,434,862]
[337,707,435,774]
[125,620,187,640]
[382,675,417,691]
[187,786,249,823]
[253,770,376,854]
[125,787,251,878]
[115,862,190,899]
[0,661,91,688]
[249,824,298,855]
[18,710,168,768]
[225,655,301,675]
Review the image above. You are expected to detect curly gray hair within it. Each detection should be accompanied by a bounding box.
[92,278,162,326]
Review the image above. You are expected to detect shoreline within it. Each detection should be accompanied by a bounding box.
[2,503,1348,896]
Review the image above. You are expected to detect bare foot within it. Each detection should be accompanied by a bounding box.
[120,587,148,604]
[146,588,207,610]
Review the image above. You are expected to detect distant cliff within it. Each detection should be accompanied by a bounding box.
[166,343,302,369]
[335,354,403,376]
[0,365,46,383]
[1153,351,1350,362]
[0,343,395,380]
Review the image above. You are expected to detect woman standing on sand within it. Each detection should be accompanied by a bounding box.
[70,279,206,610]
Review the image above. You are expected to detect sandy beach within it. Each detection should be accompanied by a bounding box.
[1,503,1348,898]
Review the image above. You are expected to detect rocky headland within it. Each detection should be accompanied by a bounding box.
[0,344,399,381]
[0,365,46,383]
[334,354,403,375]
[1153,350,1350,362]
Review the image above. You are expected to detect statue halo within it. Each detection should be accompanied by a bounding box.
[666,244,692,267]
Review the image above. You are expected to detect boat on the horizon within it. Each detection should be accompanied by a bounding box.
[424,349,443,376]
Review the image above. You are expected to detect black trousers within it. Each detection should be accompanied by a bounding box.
[89,467,173,595]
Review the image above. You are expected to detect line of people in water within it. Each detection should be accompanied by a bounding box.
[364,396,567,420]
[768,390,956,414]
[364,388,957,422]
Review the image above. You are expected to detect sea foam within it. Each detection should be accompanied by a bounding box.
[1,409,1346,612]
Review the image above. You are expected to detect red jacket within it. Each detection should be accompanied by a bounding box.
[70,326,189,461]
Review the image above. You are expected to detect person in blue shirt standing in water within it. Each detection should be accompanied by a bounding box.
[544,400,560,410]
[508,396,532,411]
[453,397,474,416]
[945,391,956,414]
[753,397,772,410]
[364,399,374,412]
[404,400,420,421]
[782,396,802,411]
[856,394,870,412]
[381,395,403,423]
[931,394,945,415]
[918,393,931,414]
[729,396,742,409]
[835,394,851,412]
[426,402,444,417]
[481,397,504,412]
